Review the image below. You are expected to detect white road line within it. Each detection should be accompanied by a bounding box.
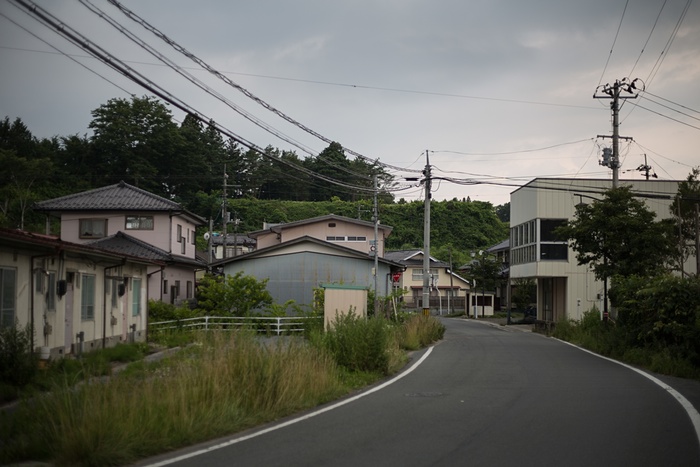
[557,339,700,449]
[144,346,435,467]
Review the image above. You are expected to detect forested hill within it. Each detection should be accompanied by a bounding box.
[227,197,509,264]
[1,96,508,264]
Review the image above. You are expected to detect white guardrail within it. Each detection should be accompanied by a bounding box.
[148,316,322,336]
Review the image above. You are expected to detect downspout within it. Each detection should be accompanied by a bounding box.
[103,259,126,349]
[30,252,57,355]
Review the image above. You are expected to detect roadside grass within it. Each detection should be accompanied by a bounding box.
[0,314,445,466]
[551,311,700,380]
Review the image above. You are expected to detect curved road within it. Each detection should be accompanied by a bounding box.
[139,318,700,467]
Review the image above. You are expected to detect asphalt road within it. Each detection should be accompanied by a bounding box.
[138,318,700,467]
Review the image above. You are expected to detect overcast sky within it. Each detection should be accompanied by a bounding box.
[1,0,699,206]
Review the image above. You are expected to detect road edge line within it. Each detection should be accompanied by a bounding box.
[144,346,435,466]
[556,338,700,450]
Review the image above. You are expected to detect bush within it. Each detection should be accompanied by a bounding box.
[0,320,37,393]
[312,311,393,375]
[397,314,445,350]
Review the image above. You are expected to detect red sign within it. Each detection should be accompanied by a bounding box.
[392,272,402,282]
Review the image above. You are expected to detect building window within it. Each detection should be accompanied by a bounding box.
[47,271,56,312]
[326,236,345,241]
[1,268,16,327]
[163,280,168,295]
[186,281,193,299]
[539,218,568,261]
[412,268,438,281]
[79,219,107,239]
[347,236,367,242]
[174,280,181,299]
[81,274,96,320]
[132,278,142,316]
[126,216,154,230]
[111,278,119,308]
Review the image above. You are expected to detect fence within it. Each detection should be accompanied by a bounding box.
[148,315,322,336]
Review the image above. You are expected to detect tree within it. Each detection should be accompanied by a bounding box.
[195,272,273,317]
[463,251,503,317]
[0,149,51,229]
[670,168,700,273]
[556,187,675,282]
[89,95,183,197]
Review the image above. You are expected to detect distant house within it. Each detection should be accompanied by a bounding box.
[34,181,207,305]
[214,236,403,310]
[248,214,392,257]
[384,249,473,315]
[0,227,156,358]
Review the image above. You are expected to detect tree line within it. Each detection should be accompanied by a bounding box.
[0,95,510,262]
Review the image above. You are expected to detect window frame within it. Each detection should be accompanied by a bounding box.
[81,274,96,321]
[125,216,154,230]
[79,218,107,239]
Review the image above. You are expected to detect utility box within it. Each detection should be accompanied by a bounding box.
[321,283,368,330]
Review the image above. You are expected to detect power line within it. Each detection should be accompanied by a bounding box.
[9,0,388,196]
[597,0,629,87]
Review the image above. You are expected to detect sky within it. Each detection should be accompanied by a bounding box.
[1,0,699,206]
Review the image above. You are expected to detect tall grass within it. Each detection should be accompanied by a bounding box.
[1,332,346,466]
[1,313,446,466]
[551,309,700,380]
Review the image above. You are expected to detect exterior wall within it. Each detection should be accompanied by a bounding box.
[254,219,389,256]
[223,250,393,308]
[510,178,693,322]
[0,242,149,359]
[59,211,198,258]
[150,263,197,305]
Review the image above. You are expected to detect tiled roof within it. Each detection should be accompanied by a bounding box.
[0,227,158,265]
[248,214,392,238]
[88,232,204,268]
[35,181,182,212]
[383,249,449,268]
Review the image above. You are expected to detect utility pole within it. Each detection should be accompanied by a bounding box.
[422,151,432,317]
[448,246,453,315]
[696,204,700,275]
[222,164,228,259]
[637,154,656,180]
[594,78,643,188]
[373,174,379,316]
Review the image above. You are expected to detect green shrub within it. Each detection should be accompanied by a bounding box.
[0,320,37,392]
[398,314,445,350]
[313,311,393,375]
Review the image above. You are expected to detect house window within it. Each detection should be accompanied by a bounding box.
[347,236,367,242]
[0,268,16,328]
[47,272,56,312]
[132,278,142,316]
[326,236,345,241]
[81,274,96,320]
[79,219,107,239]
[126,216,154,230]
[111,278,119,308]
[186,281,193,299]
[174,280,181,299]
[163,280,168,295]
[412,269,438,281]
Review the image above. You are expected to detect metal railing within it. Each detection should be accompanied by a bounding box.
[148,315,322,336]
